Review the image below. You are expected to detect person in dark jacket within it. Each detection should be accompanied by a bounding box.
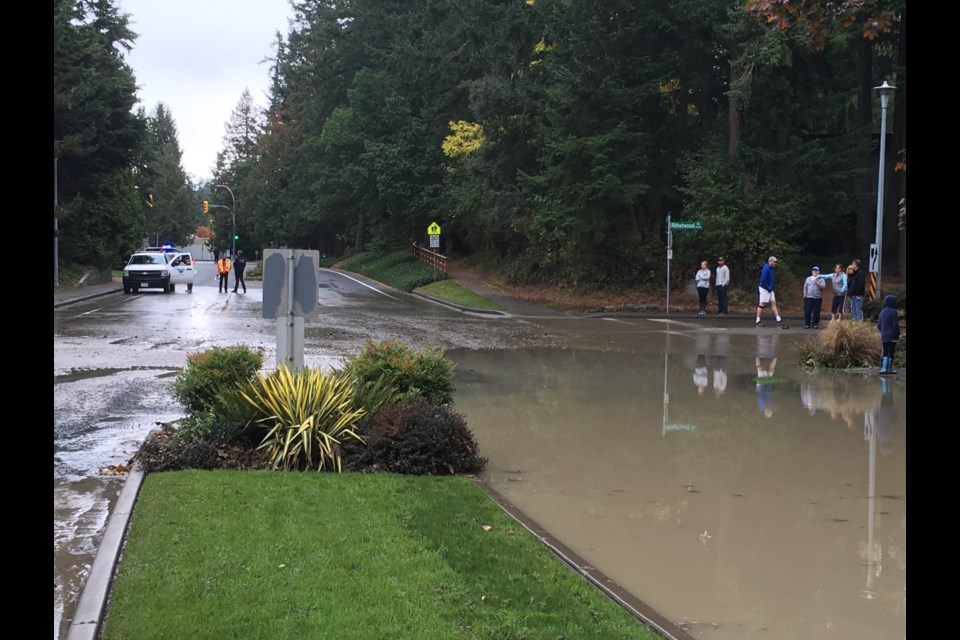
[847,259,866,321]
[232,250,247,293]
[876,295,900,374]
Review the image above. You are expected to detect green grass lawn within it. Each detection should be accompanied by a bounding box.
[415,279,504,311]
[101,471,660,640]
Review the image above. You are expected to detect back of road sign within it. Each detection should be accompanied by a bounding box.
[262,249,320,319]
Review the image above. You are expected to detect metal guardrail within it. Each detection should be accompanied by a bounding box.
[411,243,447,275]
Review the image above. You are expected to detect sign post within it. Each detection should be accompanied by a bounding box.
[665,214,672,315]
[427,222,441,278]
[665,217,703,315]
[263,249,320,370]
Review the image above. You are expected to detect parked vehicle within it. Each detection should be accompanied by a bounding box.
[122,249,196,294]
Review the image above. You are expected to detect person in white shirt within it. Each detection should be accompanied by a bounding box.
[714,256,730,314]
[695,260,711,316]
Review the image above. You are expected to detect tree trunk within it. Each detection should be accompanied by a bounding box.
[728,47,742,161]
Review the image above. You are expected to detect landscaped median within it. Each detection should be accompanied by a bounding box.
[99,470,662,640]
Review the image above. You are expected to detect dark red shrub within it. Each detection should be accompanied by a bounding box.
[345,397,487,475]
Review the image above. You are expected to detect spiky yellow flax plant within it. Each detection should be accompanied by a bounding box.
[241,366,366,472]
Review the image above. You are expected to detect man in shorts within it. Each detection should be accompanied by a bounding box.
[755,256,787,328]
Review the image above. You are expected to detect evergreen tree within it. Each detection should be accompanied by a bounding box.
[54,0,145,268]
[134,103,196,247]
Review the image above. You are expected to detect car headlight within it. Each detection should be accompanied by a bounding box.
[123,269,130,276]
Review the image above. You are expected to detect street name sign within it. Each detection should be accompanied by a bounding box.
[670,221,702,230]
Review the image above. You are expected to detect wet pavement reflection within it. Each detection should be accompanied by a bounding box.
[450,328,905,640]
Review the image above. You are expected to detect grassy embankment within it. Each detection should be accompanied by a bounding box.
[338,250,504,311]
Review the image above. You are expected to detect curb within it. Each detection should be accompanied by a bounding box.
[410,291,511,316]
[472,477,696,640]
[54,287,124,309]
[65,465,145,640]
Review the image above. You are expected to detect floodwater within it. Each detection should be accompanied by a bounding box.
[55,275,905,640]
[53,369,185,639]
[450,324,906,640]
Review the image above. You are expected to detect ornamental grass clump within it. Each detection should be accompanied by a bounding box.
[340,338,455,407]
[242,366,366,472]
[797,320,881,369]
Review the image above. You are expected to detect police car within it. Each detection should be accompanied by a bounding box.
[122,245,197,294]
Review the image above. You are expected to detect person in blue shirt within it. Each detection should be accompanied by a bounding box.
[820,263,848,322]
[755,256,786,328]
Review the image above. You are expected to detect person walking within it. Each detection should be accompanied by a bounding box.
[695,260,711,316]
[876,294,900,374]
[216,254,232,293]
[821,263,848,322]
[801,266,827,329]
[714,256,730,314]
[232,250,247,293]
[755,256,787,328]
[847,259,866,321]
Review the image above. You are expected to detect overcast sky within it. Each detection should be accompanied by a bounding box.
[118,0,295,182]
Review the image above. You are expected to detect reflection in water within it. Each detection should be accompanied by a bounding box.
[451,339,905,640]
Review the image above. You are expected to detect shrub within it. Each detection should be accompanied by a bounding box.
[172,345,264,415]
[863,285,906,322]
[345,397,486,475]
[340,338,455,408]
[241,366,366,472]
[797,320,882,369]
[175,407,256,449]
[894,332,907,368]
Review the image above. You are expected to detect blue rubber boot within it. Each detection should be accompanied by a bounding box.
[886,356,897,375]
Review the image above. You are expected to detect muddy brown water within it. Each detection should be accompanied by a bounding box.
[449,338,905,640]
[55,276,905,639]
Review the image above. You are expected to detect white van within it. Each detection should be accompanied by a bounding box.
[122,249,197,293]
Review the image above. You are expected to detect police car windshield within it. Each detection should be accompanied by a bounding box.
[129,254,166,265]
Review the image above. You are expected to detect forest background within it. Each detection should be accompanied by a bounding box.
[54,0,906,294]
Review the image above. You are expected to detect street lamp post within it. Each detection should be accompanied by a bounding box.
[873,80,896,301]
[215,184,237,257]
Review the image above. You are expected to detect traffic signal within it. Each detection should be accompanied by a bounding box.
[202,200,209,214]
[234,234,239,241]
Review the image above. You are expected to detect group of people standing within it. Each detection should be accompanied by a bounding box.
[695,254,872,329]
[695,257,730,316]
[213,249,248,294]
[798,259,868,328]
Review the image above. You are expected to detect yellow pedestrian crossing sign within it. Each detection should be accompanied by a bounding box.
[427,222,441,235]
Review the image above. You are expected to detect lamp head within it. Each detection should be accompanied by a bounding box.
[874,80,896,108]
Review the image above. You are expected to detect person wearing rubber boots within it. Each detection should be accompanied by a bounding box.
[876,295,900,374]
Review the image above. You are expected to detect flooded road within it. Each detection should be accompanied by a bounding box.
[54,270,905,639]
[450,323,906,640]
